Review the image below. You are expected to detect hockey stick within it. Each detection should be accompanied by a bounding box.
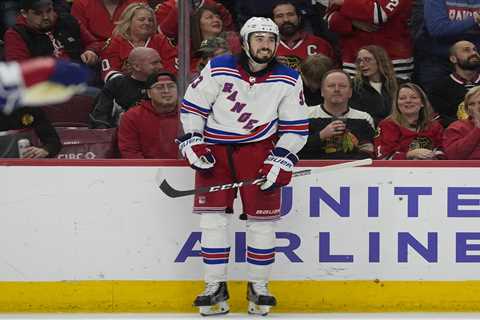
[158,158,373,198]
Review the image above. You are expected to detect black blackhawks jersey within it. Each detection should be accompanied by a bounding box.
[299,104,376,159]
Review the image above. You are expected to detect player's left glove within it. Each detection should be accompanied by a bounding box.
[258,147,298,192]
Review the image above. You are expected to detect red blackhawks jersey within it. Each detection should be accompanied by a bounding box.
[375,118,444,159]
[100,34,177,82]
[325,0,413,79]
[71,0,146,42]
[276,32,334,70]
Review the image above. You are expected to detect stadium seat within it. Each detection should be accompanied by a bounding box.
[55,127,118,159]
[41,94,96,127]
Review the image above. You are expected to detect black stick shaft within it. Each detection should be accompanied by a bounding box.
[158,159,372,198]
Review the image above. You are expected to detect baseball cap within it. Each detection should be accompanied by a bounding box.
[21,0,53,10]
[145,70,176,89]
[195,37,229,57]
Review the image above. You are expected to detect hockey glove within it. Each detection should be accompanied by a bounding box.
[20,58,90,107]
[1,58,90,114]
[21,58,90,87]
[176,132,216,170]
[258,147,299,192]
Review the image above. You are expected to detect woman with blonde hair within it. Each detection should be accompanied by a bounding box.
[375,83,445,160]
[100,2,177,82]
[351,45,400,126]
[443,86,480,159]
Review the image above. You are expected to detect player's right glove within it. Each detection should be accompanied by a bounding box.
[176,132,216,170]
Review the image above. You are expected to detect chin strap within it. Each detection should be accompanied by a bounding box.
[247,59,269,72]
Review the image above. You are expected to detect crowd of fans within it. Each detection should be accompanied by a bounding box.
[2,0,480,160]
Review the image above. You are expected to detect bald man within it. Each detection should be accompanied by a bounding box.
[429,40,480,127]
[89,47,163,128]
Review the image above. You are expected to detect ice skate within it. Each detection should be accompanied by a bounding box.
[194,281,230,316]
[247,281,277,316]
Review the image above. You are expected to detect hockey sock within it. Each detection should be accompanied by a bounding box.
[246,220,276,282]
[199,213,231,282]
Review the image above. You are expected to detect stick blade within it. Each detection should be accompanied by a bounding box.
[159,179,195,198]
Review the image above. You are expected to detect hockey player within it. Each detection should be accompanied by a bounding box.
[177,17,309,316]
[0,57,89,114]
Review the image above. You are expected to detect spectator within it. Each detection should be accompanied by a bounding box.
[325,0,413,80]
[375,83,444,160]
[299,53,333,106]
[4,0,101,65]
[71,0,146,43]
[443,86,480,159]
[155,0,235,40]
[429,40,480,128]
[193,36,231,75]
[118,70,180,159]
[0,107,61,158]
[299,69,375,159]
[188,5,240,73]
[0,1,20,40]
[236,0,339,51]
[272,0,334,70]
[100,2,177,82]
[296,0,340,49]
[90,47,162,128]
[351,45,400,126]
[1,0,72,39]
[414,0,480,93]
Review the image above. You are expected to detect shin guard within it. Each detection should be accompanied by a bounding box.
[246,220,276,282]
[199,213,231,282]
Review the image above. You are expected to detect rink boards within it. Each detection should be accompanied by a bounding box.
[1,160,480,312]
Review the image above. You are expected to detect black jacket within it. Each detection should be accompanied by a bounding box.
[89,75,149,128]
[428,73,480,127]
[12,13,84,62]
[350,80,397,127]
[0,107,61,157]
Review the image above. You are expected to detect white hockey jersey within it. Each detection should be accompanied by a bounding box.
[181,55,309,153]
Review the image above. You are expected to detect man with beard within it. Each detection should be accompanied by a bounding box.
[178,17,308,316]
[428,40,480,127]
[272,0,334,70]
[4,0,101,65]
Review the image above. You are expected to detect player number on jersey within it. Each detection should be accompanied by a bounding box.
[386,0,399,12]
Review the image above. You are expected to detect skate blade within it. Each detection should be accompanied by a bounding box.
[248,301,271,316]
[199,301,230,316]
